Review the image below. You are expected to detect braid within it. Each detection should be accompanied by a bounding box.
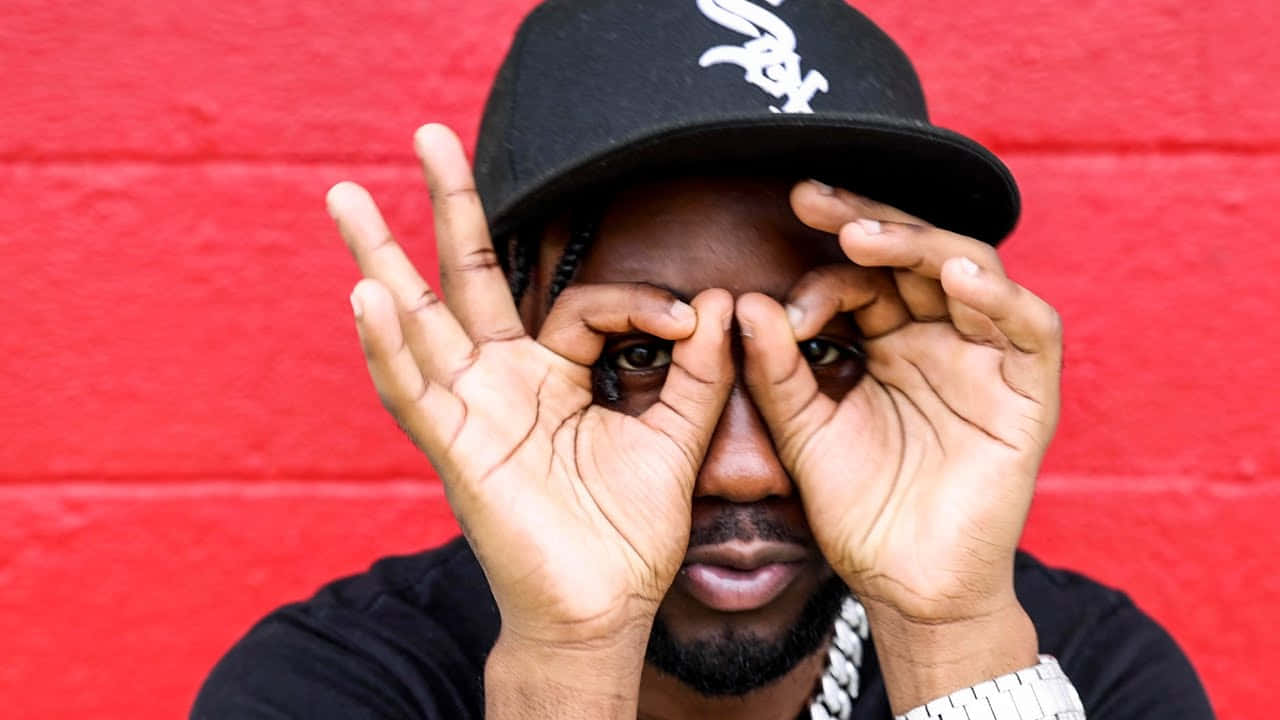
[499,204,619,404]
[547,204,620,404]
[501,204,602,306]
[503,228,538,304]
[548,204,603,302]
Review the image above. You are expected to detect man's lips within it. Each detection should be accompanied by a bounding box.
[676,542,809,612]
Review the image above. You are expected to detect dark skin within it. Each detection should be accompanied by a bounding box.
[330,124,1061,720]
[543,177,854,631]
[558,178,860,719]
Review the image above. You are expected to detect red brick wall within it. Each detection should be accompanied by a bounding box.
[3,0,1274,716]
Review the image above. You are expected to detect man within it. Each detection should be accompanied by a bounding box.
[193,1,1213,718]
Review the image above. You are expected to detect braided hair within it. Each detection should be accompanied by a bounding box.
[500,204,620,403]
[501,205,602,306]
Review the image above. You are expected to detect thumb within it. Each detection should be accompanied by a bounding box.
[639,289,735,467]
[735,292,838,462]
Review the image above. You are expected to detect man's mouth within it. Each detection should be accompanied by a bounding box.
[676,541,809,612]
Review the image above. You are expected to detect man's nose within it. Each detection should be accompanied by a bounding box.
[693,384,794,502]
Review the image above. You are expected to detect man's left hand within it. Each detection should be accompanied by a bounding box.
[734,180,1063,711]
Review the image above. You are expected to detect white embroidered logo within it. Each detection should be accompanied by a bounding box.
[696,0,829,113]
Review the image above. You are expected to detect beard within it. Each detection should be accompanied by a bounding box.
[644,503,850,696]
[645,574,849,696]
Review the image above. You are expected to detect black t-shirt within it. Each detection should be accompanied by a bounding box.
[191,538,1214,719]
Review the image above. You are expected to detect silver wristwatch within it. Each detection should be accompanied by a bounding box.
[894,655,1085,720]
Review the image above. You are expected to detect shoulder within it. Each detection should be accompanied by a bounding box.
[1013,551,1215,719]
[191,537,498,720]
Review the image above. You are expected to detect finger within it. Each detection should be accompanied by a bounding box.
[783,264,909,339]
[946,294,1006,348]
[327,181,477,381]
[838,216,1006,281]
[350,278,466,461]
[536,283,698,367]
[940,257,1062,356]
[415,123,525,343]
[790,180,927,235]
[737,292,838,456]
[893,270,949,322]
[869,326,1035,451]
[640,289,735,460]
[328,180,436,305]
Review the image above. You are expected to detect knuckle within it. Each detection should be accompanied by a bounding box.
[974,242,1001,268]
[850,193,891,218]
[473,327,526,345]
[1038,305,1063,340]
[789,267,834,297]
[668,358,721,389]
[432,184,481,204]
[367,231,398,254]
[631,281,673,303]
[451,247,501,275]
[621,282,675,314]
[404,288,442,315]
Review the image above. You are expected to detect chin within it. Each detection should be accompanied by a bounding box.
[645,564,847,697]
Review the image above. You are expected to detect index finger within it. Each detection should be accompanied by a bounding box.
[790,179,927,234]
[838,217,1006,280]
[783,264,910,340]
[415,124,525,344]
[536,282,698,367]
[790,179,1006,279]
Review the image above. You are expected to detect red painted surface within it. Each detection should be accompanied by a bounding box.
[2,0,1274,717]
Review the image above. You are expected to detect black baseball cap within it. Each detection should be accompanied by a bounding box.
[473,0,1020,249]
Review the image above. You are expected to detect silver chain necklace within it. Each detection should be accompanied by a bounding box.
[807,596,869,720]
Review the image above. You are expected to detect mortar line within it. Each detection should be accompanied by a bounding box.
[0,478,445,499]
[5,141,1280,168]
[2,475,1279,498]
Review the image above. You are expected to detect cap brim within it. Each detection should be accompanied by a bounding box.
[487,114,1019,246]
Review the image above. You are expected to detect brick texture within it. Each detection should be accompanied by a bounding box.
[0,484,457,719]
[6,0,1280,161]
[1,163,433,478]
[2,482,1268,719]
[2,0,1274,717]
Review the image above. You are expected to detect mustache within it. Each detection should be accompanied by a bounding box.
[688,504,809,547]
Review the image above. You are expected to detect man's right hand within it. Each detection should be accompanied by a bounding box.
[328,125,733,674]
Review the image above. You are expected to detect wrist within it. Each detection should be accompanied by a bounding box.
[484,619,653,720]
[864,593,1039,714]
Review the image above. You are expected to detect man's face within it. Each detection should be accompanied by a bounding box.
[533,176,869,694]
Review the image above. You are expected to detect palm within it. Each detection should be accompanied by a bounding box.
[437,341,698,632]
[330,124,733,645]
[788,322,1051,618]
[741,182,1063,622]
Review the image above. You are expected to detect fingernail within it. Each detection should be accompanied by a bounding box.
[350,292,364,319]
[856,218,882,235]
[810,179,836,196]
[670,300,696,323]
[739,321,755,339]
[722,310,733,332]
[785,304,804,331]
[957,257,980,276]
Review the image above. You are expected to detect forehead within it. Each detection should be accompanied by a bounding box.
[572,176,846,299]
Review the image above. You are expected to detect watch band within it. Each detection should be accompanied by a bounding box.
[895,655,1085,720]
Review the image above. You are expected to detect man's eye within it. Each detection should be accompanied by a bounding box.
[799,338,863,367]
[610,342,673,371]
